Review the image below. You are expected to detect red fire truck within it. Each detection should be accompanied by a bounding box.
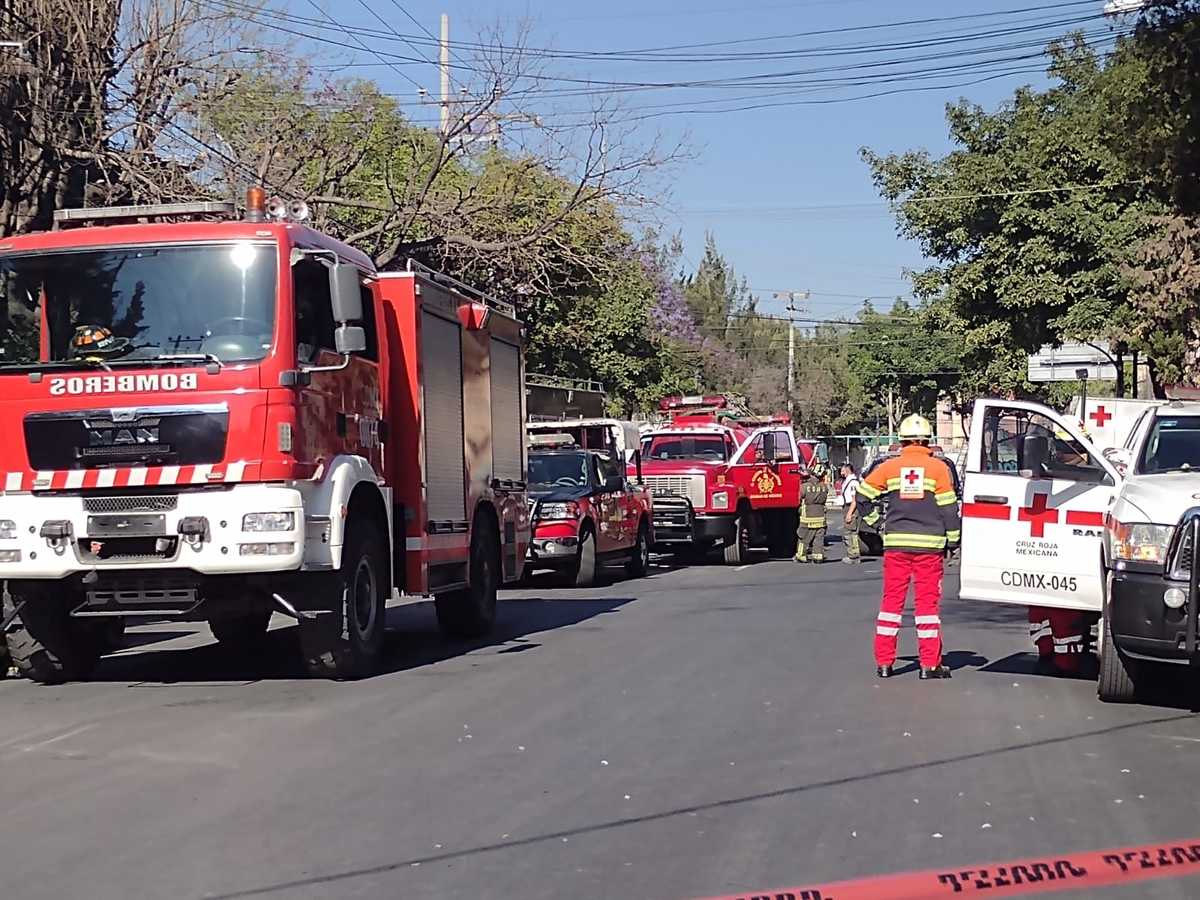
[637,395,825,563]
[0,191,530,682]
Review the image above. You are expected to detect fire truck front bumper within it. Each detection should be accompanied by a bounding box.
[0,484,306,579]
[650,494,734,545]
[1109,568,1200,664]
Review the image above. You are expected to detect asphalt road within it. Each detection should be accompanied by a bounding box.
[2,523,1200,900]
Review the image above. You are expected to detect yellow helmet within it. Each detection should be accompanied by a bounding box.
[898,414,933,441]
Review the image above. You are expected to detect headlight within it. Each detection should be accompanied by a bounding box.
[242,512,295,532]
[0,519,17,540]
[537,501,579,521]
[1108,520,1172,565]
[710,491,730,510]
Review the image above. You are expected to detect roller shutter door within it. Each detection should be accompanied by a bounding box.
[421,311,466,523]
[490,338,523,481]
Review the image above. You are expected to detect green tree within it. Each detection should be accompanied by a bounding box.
[862,37,1164,400]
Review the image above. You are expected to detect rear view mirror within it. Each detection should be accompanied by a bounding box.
[604,474,625,493]
[1021,434,1050,479]
[335,324,366,354]
[329,262,363,323]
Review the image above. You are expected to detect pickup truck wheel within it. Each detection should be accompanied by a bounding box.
[299,516,387,679]
[625,521,651,578]
[436,514,500,637]
[5,587,101,684]
[724,510,751,565]
[568,526,598,588]
[209,610,272,649]
[1098,611,1139,703]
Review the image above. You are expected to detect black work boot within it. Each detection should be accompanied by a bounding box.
[919,665,951,680]
[876,664,894,679]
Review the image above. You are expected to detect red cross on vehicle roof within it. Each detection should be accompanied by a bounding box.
[1090,405,1112,427]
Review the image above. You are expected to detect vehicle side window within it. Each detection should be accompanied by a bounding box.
[293,259,335,363]
[982,407,1109,484]
[358,284,379,362]
[597,454,624,487]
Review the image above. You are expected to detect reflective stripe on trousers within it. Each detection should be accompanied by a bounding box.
[874,550,945,669]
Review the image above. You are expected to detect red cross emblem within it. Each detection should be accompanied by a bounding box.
[1018,493,1059,538]
[904,470,921,485]
[1090,405,1112,427]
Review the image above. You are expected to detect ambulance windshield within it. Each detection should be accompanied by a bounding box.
[0,242,277,369]
[1139,416,1200,474]
[643,434,728,461]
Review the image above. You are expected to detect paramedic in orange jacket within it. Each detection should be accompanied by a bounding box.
[857,414,961,680]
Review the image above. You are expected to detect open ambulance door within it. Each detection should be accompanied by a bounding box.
[960,399,1121,613]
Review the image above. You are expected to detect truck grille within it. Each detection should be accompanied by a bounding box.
[83,494,178,513]
[642,474,706,508]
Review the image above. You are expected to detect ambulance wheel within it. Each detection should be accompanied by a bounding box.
[1098,613,1139,703]
[436,513,500,637]
[625,520,651,578]
[299,516,387,679]
[5,586,101,684]
[569,525,598,588]
[724,509,751,565]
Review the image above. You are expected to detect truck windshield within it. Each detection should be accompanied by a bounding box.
[643,434,727,461]
[0,242,277,368]
[1139,416,1200,474]
[528,453,589,489]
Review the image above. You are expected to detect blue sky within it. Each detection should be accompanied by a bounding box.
[279,0,1122,321]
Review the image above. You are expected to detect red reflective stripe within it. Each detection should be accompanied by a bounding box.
[962,502,1010,520]
[1065,510,1105,527]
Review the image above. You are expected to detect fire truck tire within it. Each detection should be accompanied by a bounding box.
[570,525,598,588]
[1098,610,1139,703]
[5,587,101,684]
[299,516,387,679]
[723,510,751,565]
[626,520,651,578]
[209,610,272,649]
[436,513,500,637]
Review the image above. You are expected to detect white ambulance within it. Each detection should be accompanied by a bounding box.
[960,397,1200,703]
[1066,396,1163,453]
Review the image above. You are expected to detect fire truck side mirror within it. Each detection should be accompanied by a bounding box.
[335,324,367,355]
[329,262,363,324]
[761,432,777,463]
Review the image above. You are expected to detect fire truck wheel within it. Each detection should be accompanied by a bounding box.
[570,525,598,588]
[626,521,651,578]
[209,610,272,649]
[723,510,752,566]
[299,516,387,679]
[436,513,500,637]
[5,587,101,684]
[1097,609,1139,703]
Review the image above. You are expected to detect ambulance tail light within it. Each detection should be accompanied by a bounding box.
[1108,518,1172,566]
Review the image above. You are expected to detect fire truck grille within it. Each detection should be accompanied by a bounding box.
[642,474,706,508]
[83,494,178,514]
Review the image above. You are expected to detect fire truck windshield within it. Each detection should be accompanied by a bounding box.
[0,242,277,369]
[643,434,728,461]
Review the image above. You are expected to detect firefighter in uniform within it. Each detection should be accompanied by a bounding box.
[794,460,829,563]
[857,414,960,680]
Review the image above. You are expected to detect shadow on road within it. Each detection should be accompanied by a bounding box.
[82,595,637,685]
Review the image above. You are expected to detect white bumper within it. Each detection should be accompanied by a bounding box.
[0,484,305,579]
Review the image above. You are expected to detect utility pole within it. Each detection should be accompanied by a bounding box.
[887,384,895,441]
[774,290,809,421]
[439,13,450,135]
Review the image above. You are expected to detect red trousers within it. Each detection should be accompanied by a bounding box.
[1028,606,1086,673]
[875,550,944,668]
